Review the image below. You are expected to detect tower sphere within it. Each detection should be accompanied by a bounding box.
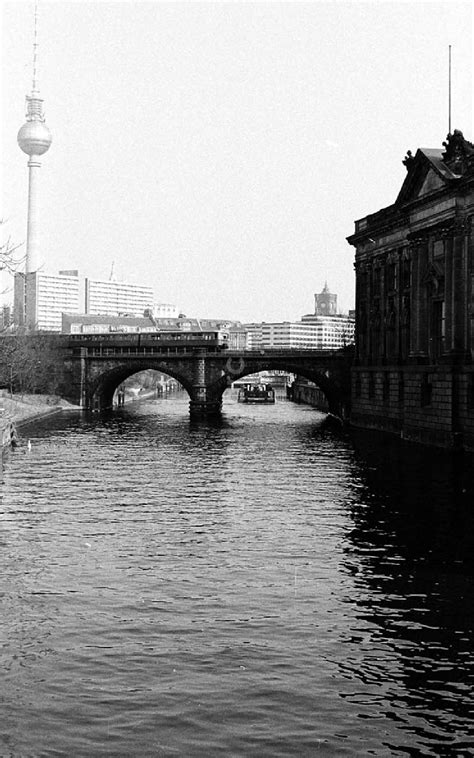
[17,119,52,156]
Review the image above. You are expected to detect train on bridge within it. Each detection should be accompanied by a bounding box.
[68,330,230,355]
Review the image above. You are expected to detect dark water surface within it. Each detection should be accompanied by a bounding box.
[1,393,473,757]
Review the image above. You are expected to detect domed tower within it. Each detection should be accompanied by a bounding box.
[17,3,52,282]
[314,282,337,315]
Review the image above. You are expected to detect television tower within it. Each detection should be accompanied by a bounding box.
[17,2,52,282]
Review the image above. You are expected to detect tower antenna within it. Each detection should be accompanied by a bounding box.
[32,1,39,94]
[448,44,452,134]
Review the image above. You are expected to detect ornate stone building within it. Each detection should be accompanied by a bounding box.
[347,130,474,450]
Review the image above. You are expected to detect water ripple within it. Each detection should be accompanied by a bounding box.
[1,393,473,756]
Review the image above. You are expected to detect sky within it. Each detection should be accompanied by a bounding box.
[1,0,472,322]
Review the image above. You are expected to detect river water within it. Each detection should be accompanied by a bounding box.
[1,392,473,757]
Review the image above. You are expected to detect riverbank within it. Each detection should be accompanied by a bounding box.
[1,393,77,429]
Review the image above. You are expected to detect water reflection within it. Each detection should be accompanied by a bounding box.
[340,431,474,756]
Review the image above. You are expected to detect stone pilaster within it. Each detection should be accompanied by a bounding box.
[409,239,429,361]
[450,223,468,355]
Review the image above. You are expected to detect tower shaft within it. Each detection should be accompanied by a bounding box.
[25,156,42,275]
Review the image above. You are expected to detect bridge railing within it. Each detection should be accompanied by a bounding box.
[71,345,350,359]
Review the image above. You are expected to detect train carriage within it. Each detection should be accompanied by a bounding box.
[68,330,229,356]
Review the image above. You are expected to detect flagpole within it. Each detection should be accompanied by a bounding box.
[448,45,452,134]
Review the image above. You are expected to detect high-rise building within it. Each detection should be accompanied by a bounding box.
[16,5,52,330]
[14,270,80,331]
[85,278,154,317]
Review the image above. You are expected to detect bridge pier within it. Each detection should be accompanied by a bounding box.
[189,395,222,417]
[189,352,222,417]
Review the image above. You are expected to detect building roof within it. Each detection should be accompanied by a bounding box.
[348,130,474,244]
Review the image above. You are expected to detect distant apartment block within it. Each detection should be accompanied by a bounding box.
[300,314,355,348]
[14,270,80,331]
[243,283,355,351]
[244,321,324,350]
[85,278,154,317]
[262,322,328,349]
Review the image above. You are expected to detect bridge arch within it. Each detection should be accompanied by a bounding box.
[88,360,195,410]
[211,358,350,419]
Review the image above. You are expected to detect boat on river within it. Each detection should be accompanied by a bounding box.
[238,384,275,404]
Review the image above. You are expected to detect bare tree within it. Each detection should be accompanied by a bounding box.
[0,221,24,275]
[0,334,62,396]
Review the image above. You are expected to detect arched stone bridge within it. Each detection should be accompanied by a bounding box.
[60,342,354,420]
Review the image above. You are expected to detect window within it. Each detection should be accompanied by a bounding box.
[431,300,445,359]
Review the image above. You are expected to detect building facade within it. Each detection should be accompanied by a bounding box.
[300,314,355,349]
[85,278,154,317]
[14,270,80,331]
[347,129,474,450]
[263,322,325,349]
[243,322,321,350]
